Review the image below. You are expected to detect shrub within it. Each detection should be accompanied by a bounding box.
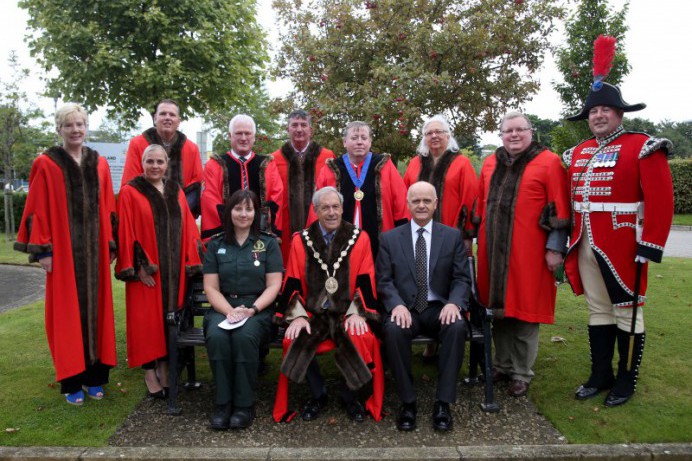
[670,159,692,214]
[0,191,27,233]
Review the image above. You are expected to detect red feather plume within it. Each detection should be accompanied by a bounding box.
[593,35,617,82]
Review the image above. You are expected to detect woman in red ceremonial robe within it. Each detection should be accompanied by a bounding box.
[404,115,478,252]
[116,144,202,399]
[15,103,117,406]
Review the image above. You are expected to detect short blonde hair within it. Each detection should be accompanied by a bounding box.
[141,144,169,165]
[55,103,88,130]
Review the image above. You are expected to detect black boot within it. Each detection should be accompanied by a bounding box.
[605,329,645,407]
[575,324,617,400]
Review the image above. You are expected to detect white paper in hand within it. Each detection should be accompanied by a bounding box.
[217,317,248,330]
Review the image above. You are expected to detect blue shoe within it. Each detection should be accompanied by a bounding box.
[65,390,85,406]
[83,386,104,400]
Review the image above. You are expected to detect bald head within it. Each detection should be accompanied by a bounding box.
[407,181,438,226]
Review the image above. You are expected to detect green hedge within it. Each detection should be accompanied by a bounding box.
[670,159,692,214]
[0,192,27,233]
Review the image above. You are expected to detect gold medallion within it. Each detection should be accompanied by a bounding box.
[325,277,339,294]
[354,190,365,201]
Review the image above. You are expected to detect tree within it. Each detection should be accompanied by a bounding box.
[20,0,269,128]
[272,0,564,161]
[527,114,559,151]
[89,115,138,144]
[658,120,692,159]
[552,0,630,154]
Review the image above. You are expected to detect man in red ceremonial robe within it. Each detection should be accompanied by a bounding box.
[476,111,570,398]
[201,114,284,240]
[121,99,203,216]
[404,115,478,252]
[116,166,202,373]
[564,81,673,407]
[15,103,117,403]
[271,109,335,263]
[312,121,408,259]
[273,186,384,423]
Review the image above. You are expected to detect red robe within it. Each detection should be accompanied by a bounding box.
[404,151,478,239]
[115,177,202,367]
[201,151,284,239]
[476,145,570,324]
[14,147,117,381]
[563,129,674,307]
[271,142,336,263]
[121,129,203,213]
[311,153,408,258]
[273,221,383,422]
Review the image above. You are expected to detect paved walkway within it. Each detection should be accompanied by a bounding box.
[0,264,45,314]
[664,229,692,258]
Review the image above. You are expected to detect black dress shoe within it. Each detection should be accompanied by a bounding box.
[604,390,632,407]
[396,402,417,431]
[508,379,529,397]
[344,400,366,423]
[230,406,255,429]
[301,394,328,421]
[210,403,232,430]
[432,401,453,431]
[575,384,603,400]
[148,389,166,400]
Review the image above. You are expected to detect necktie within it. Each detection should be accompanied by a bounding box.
[324,232,334,246]
[239,156,248,189]
[414,228,428,312]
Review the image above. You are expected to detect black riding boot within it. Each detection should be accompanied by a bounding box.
[575,324,617,400]
[605,328,645,407]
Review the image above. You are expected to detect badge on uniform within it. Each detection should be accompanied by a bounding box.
[217,248,226,254]
[252,240,265,266]
[593,152,618,168]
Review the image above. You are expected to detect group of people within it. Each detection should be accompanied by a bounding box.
[14,74,673,432]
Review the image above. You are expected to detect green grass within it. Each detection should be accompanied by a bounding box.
[672,214,692,226]
[0,253,690,445]
[534,257,692,443]
[0,237,35,265]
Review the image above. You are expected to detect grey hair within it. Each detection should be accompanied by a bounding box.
[312,186,344,208]
[228,114,256,134]
[416,115,459,156]
[342,121,371,139]
[288,109,311,125]
[499,110,532,132]
[55,103,88,130]
[141,144,169,165]
[406,180,437,201]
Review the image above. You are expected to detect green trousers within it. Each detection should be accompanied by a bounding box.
[204,309,272,407]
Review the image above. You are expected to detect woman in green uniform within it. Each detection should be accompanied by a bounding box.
[203,189,283,430]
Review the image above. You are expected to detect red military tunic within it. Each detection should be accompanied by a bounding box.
[271,142,335,263]
[121,128,203,203]
[563,128,674,306]
[311,153,408,258]
[404,151,478,239]
[476,145,570,324]
[116,177,202,367]
[15,147,117,381]
[273,222,384,422]
[201,151,284,239]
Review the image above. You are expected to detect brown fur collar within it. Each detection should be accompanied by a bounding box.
[126,177,183,313]
[280,220,373,390]
[280,142,322,234]
[143,127,187,185]
[418,150,458,223]
[45,146,102,364]
[485,142,543,310]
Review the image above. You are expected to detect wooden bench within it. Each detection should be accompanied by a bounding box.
[165,267,499,415]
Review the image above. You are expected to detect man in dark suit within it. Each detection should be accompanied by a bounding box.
[376,181,471,431]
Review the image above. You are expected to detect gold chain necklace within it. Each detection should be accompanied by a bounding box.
[303,227,359,294]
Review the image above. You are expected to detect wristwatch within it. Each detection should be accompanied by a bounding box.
[251,305,260,315]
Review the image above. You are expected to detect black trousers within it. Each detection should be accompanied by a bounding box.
[382,302,468,404]
[60,361,111,394]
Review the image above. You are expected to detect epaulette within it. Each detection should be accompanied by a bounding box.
[562,147,575,166]
[639,136,673,159]
[209,231,226,241]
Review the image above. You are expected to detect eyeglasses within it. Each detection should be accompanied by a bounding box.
[501,127,532,135]
[424,129,448,137]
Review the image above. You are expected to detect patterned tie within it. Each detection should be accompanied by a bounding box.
[324,232,334,246]
[414,227,428,312]
[239,156,248,189]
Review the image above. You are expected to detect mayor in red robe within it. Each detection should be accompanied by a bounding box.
[116,144,202,397]
[271,110,335,263]
[201,114,283,240]
[476,111,570,398]
[273,187,384,423]
[15,103,117,404]
[311,121,408,259]
[404,115,478,251]
[121,99,203,216]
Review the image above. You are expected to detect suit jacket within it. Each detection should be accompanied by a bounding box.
[376,220,471,313]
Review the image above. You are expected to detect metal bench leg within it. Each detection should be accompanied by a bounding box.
[480,312,500,412]
[167,323,183,415]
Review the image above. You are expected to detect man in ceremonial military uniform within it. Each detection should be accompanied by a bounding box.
[563,36,674,407]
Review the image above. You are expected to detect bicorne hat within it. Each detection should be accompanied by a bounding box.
[566,35,646,121]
